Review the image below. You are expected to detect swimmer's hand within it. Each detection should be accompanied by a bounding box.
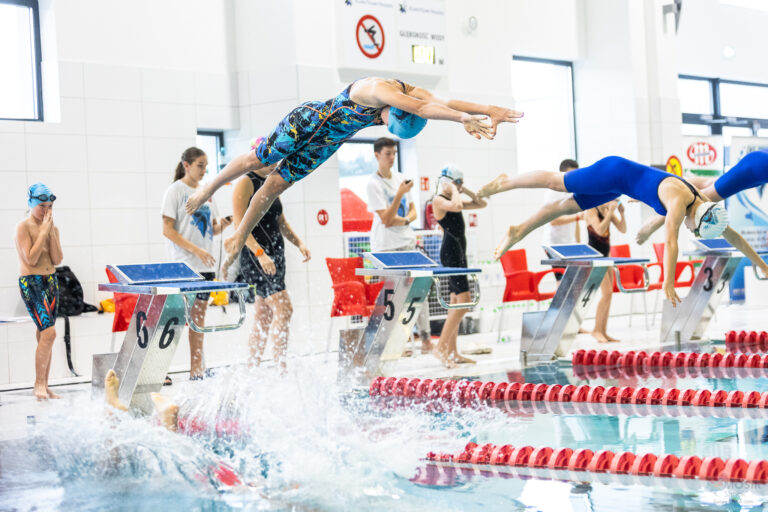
[221,230,248,280]
[186,186,212,214]
[636,228,651,245]
[488,106,524,135]
[462,114,494,140]
[257,252,276,275]
[663,280,681,307]
[299,244,311,263]
[194,248,216,268]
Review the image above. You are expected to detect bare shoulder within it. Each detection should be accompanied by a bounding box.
[15,218,30,235]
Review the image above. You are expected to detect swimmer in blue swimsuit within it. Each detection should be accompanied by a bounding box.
[185,77,523,270]
[637,149,768,244]
[478,156,768,305]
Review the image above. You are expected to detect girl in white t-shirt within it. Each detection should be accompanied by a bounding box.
[161,147,232,379]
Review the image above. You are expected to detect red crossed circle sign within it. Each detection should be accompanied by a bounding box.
[356,15,385,59]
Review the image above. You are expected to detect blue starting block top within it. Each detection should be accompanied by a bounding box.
[694,238,735,252]
[99,262,249,295]
[542,244,649,266]
[360,251,481,277]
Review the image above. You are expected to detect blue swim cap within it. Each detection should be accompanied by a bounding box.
[387,107,427,139]
[27,182,56,208]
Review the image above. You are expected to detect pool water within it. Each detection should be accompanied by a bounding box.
[2,359,768,511]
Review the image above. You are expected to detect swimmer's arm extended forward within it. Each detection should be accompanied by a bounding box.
[279,214,311,262]
[722,227,768,276]
[663,201,686,306]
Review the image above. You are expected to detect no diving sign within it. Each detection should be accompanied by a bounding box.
[356,14,385,58]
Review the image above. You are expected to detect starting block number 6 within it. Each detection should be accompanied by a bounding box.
[135,311,180,350]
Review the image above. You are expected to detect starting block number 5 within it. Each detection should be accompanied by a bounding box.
[135,311,180,350]
[382,289,422,325]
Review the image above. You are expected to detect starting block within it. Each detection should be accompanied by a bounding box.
[343,251,481,384]
[660,238,767,344]
[521,244,650,365]
[92,262,249,413]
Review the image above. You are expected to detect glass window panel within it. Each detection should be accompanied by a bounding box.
[720,82,768,119]
[511,59,576,172]
[0,3,39,120]
[682,124,710,136]
[678,78,712,115]
[758,128,768,138]
[196,133,222,180]
[338,141,399,205]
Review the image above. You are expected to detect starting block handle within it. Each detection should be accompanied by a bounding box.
[432,274,481,309]
[182,290,247,333]
[613,265,651,293]
[754,265,768,281]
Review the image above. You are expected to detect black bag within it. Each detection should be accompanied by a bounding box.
[55,266,98,316]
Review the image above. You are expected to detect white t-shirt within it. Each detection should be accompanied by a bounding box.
[161,180,220,272]
[366,171,416,251]
[542,189,578,245]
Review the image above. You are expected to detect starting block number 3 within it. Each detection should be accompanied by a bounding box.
[382,289,422,325]
[135,311,180,350]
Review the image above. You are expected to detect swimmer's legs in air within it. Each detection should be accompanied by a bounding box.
[478,170,567,198]
[105,369,128,412]
[494,196,582,259]
[104,369,178,432]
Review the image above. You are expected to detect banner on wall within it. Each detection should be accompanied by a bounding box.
[722,137,768,301]
[336,0,447,84]
[682,136,724,177]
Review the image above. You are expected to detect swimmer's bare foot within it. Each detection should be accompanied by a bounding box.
[494,225,523,260]
[185,186,211,215]
[150,392,179,432]
[592,331,620,344]
[46,388,61,399]
[605,333,620,342]
[478,173,508,198]
[452,353,476,365]
[432,347,457,369]
[105,370,128,411]
[34,384,48,400]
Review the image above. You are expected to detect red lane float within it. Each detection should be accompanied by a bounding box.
[572,348,768,369]
[573,363,768,381]
[725,330,768,353]
[426,442,768,484]
[369,377,768,412]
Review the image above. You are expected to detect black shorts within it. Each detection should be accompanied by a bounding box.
[239,249,286,299]
[440,247,469,295]
[196,272,216,301]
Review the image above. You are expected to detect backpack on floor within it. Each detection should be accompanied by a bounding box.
[55,266,98,316]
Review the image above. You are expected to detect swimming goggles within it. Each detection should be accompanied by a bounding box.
[693,204,716,237]
[30,193,57,202]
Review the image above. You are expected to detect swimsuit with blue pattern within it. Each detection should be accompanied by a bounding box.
[19,274,59,331]
[254,81,405,183]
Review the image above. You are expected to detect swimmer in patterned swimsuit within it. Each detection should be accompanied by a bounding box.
[185,77,523,270]
[479,156,768,305]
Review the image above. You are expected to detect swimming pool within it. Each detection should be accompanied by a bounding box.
[2,359,768,511]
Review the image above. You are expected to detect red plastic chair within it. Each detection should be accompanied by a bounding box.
[652,243,699,288]
[497,249,563,341]
[609,244,659,328]
[106,267,137,335]
[326,257,384,318]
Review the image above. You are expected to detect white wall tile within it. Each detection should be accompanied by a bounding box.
[0,172,29,211]
[54,209,93,247]
[83,64,141,101]
[0,212,21,248]
[0,120,24,133]
[91,244,151,275]
[196,105,239,131]
[148,243,166,263]
[87,136,145,173]
[145,173,170,214]
[0,249,20,287]
[7,340,35,384]
[302,200,342,238]
[59,245,94,285]
[0,133,27,171]
[0,338,8,385]
[142,103,196,138]
[89,173,147,209]
[85,99,143,137]
[24,98,86,135]
[90,209,149,245]
[249,100,300,135]
[146,210,165,245]
[25,134,88,172]
[195,72,237,106]
[143,137,196,173]
[141,68,195,104]
[31,172,90,210]
[58,61,84,98]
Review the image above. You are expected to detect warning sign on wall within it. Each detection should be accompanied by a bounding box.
[356,14,385,58]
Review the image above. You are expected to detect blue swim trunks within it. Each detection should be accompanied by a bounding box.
[255,81,402,183]
[19,274,59,331]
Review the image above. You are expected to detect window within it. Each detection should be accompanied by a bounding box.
[511,57,576,172]
[678,77,712,115]
[0,0,43,121]
[196,131,225,180]
[337,139,400,205]
[719,82,768,119]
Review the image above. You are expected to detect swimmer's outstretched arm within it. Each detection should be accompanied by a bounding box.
[722,227,768,277]
[186,152,266,214]
[662,202,687,306]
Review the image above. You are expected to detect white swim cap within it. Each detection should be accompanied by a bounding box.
[441,165,464,184]
[694,202,729,239]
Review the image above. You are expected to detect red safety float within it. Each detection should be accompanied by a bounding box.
[743,391,761,408]
[543,384,562,402]
[601,386,620,404]
[369,376,386,395]
[758,392,768,409]
[508,445,534,466]
[504,382,522,401]
[621,351,636,367]
[709,390,728,407]
[630,387,650,404]
[594,350,609,365]
[394,377,410,395]
[415,378,432,397]
[652,454,680,477]
[426,379,444,398]
[684,353,699,368]
[679,389,697,406]
[719,353,736,368]
[607,351,621,366]
[759,331,768,351]
[453,380,470,402]
[699,457,725,480]
[617,386,634,404]
[568,449,594,471]
[572,350,586,365]
[725,390,744,407]
[734,353,749,367]
[528,447,554,468]
[746,460,768,483]
[584,349,597,365]
[381,377,398,396]
[695,353,711,368]
[748,354,762,368]
[491,382,508,401]
[722,458,748,481]
[671,352,685,367]
[586,450,615,473]
[532,383,549,401]
[673,456,702,479]
[710,353,724,367]
[692,389,712,406]
[649,351,662,367]
[557,385,576,402]
[518,382,536,401]
[646,388,665,406]
[403,378,421,397]
[661,388,680,406]
[634,351,649,367]
[478,381,495,401]
[572,385,590,402]
[737,330,748,344]
[761,355,768,369]
[587,385,605,403]
[630,453,658,476]
[439,380,457,400]
[548,448,574,470]
[489,444,514,465]
[746,331,759,351]
[725,330,737,344]
[609,452,636,474]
